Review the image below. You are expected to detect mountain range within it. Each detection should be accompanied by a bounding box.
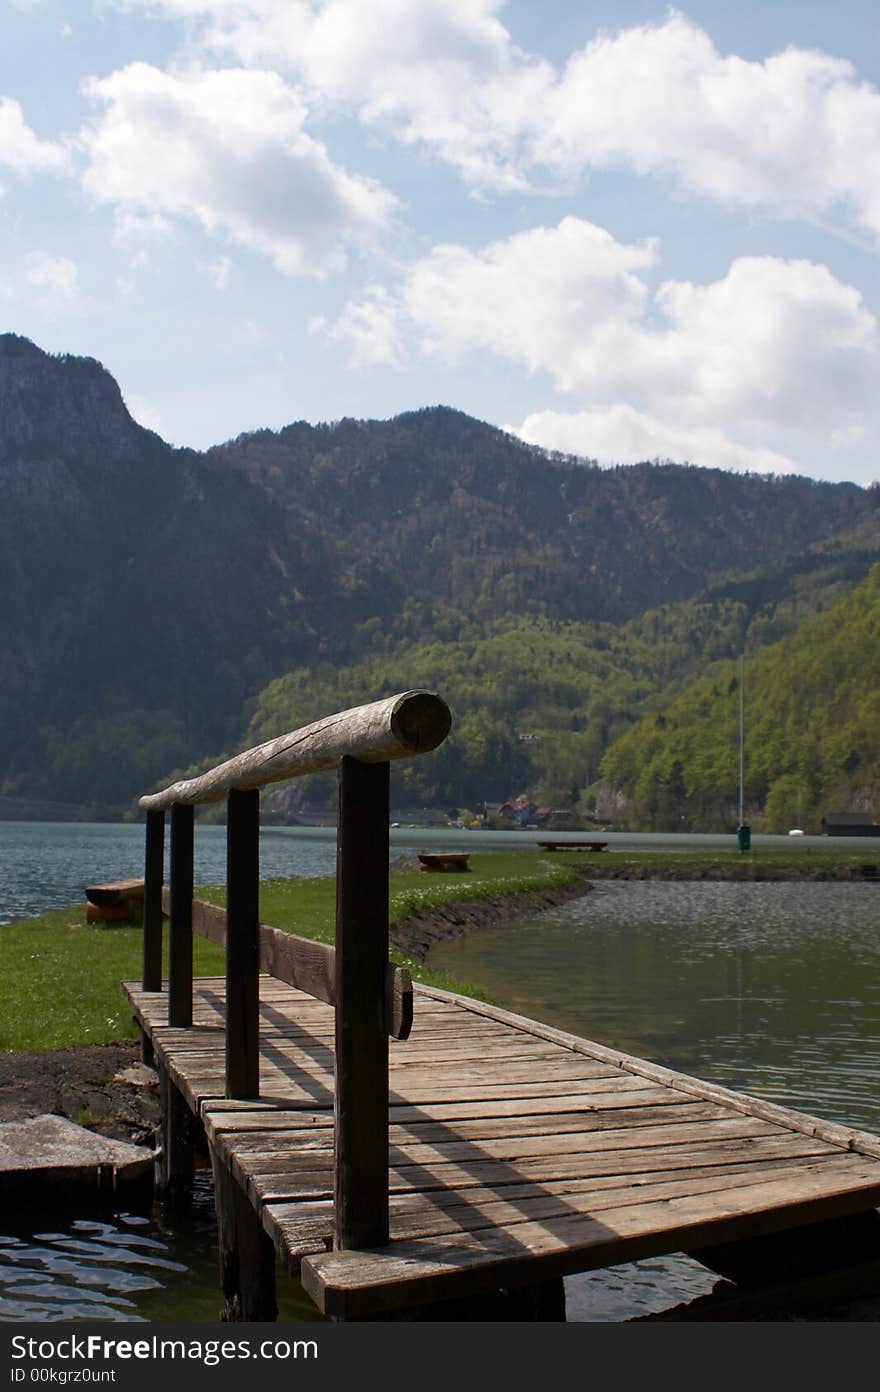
[1,332,877,825]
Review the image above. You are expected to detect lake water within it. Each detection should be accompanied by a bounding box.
[430,879,880,1132]
[429,877,880,1321]
[1,823,878,1321]
[0,819,863,925]
[0,822,339,925]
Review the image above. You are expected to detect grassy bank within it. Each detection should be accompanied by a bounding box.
[561,843,880,881]
[0,852,578,1053]
[569,843,880,870]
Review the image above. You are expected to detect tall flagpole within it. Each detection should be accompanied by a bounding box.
[739,652,744,829]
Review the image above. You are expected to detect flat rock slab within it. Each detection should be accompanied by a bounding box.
[113,1063,158,1088]
[0,1114,153,1205]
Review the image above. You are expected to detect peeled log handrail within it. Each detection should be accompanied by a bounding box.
[141,687,452,1251]
[139,690,451,812]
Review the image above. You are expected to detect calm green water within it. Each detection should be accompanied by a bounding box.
[0,823,340,924]
[0,1177,323,1324]
[428,879,880,1321]
[430,880,880,1133]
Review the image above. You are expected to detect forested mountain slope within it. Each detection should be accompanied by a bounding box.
[211,408,875,636]
[1,333,876,814]
[219,535,880,819]
[598,565,880,832]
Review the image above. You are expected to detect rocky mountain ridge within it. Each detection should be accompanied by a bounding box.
[1,334,876,813]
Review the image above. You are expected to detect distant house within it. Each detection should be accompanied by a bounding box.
[822,812,880,837]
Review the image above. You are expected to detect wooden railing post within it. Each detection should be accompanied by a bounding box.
[142,809,165,992]
[226,788,260,1099]
[169,801,194,1028]
[334,756,390,1250]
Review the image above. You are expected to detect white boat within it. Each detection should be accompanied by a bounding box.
[789,828,805,836]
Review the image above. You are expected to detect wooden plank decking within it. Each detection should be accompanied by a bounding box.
[124,976,880,1319]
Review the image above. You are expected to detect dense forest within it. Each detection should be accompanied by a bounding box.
[167,525,880,826]
[1,333,877,825]
[599,565,880,832]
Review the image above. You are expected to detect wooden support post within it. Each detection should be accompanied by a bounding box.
[142,809,165,991]
[141,809,165,1065]
[212,1152,277,1322]
[334,756,390,1251]
[155,1063,195,1209]
[225,788,260,1099]
[169,802,194,1029]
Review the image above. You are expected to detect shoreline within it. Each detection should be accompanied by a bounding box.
[577,859,879,881]
[389,853,878,961]
[391,865,594,962]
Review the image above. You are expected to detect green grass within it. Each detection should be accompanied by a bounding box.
[560,844,880,869]
[0,914,225,1052]
[0,853,576,1053]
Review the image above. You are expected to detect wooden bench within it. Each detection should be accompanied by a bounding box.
[417,853,470,872]
[85,878,145,923]
[537,840,608,853]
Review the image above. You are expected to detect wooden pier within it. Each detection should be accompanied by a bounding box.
[129,692,880,1320]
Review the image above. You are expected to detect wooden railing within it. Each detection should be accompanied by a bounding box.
[138,690,451,1249]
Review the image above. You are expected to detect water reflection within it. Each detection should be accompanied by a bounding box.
[0,1174,323,1324]
[429,879,880,1319]
[430,880,880,1133]
[0,1212,186,1322]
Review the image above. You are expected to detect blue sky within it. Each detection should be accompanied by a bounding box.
[2,1,880,484]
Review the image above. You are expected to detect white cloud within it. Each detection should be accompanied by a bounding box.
[0,250,81,318]
[19,252,81,318]
[292,0,550,191]
[114,6,880,239]
[647,257,878,433]
[0,96,67,177]
[110,0,555,190]
[80,63,397,276]
[24,251,80,301]
[310,284,403,367]
[326,217,880,478]
[124,393,164,433]
[539,14,880,240]
[509,406,797,476]
[400,218,657,384]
